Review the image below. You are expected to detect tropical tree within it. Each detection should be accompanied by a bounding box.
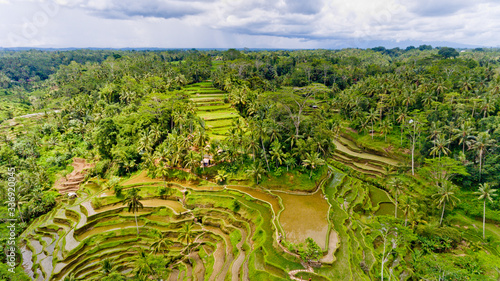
[184,150,201,174]
[151,232,173,255]
[132,249,154,280]
[379,119,393,142]
[214,169,228,184]
[98,259,116,278]
[270,140,286,167]
[365,108,379,139]
[432,181,460,226]
[178,222,195,248]
[388,178,404,218]
[474,183,497,239]
[429,134,451,159]
[400,195,418,227]
[302,152,326,179]
[453,121,475,154]
[123,188,144,235]
[246,162,266,185]
[467,131,497,180]
[396,108,408,145]
[407,115,424,175]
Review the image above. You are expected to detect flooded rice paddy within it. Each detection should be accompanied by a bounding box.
[274,191,330,249]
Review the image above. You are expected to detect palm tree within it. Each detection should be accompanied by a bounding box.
[388,178,403,218]
[123,188,144,235]
[270,141,286,167]
[474,183,497,239]
[467,131,496,180]
[396,108,408,145]
[132,249,154,280]
[379,119,393,142]
[214,169,228,184]
[246,162,265,185]
[138,130,153,154]
[151,232,173,255]
[178,222,195,251]
[408,118,423,176]
[302,152,326,179]
[400,196,418,227]
[365,108,379,139]
[245,133,259,162]
[184,150,201,174]
[453,121,475,154]
[99,258,115,277]
[432,181,460,226]
[284,154,296,171]
[430,134,451,159]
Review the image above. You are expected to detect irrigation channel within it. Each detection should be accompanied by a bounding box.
[20,166,397,280]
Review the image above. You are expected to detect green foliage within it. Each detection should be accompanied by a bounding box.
[438,47,459,59]
[297,237,322,263]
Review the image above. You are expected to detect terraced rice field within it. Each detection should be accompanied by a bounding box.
[185,82,242,140]
[21,161,400,280]
[331,136,400,178]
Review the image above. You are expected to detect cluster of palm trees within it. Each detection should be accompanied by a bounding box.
[108,184,204,279]
[333,68,499,180]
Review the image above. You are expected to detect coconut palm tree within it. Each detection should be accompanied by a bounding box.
[270,140,286,167]
[379,119,393,142]
[132,249,154,280]
[214,169,228,184]
[364,108,379,139]
[400,195,418,227]
[388,178,404,218]
[151,232,173,255]
[467,131,497,180]
[184,150,201,174]
[302,152,326,179]
[123,188,144,235]
[395,108,408,145]
[430,134,451,159]
[178,222,196,252]
[246,162,265,185]
[245,133,259,162]
[432,181,460,226]
[475,183,497,239]
[453,121,475,154]
[99,258,115,277]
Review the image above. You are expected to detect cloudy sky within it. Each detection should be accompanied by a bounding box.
[0,0,499,49]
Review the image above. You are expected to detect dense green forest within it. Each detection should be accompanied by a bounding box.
[1,47,500,280]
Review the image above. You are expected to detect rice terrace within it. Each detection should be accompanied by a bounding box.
[2,46,500,281]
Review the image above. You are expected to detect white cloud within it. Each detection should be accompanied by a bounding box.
[0,0,500,48]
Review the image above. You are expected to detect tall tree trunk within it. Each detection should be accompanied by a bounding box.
[479,149,483,180]
[261,138,270,171]
[135,212,139,235]
[400,126,403,146]
[411,140,415,176]
[394,193,398,219]
[483,199,486,239]
[440,201,446,226]
[381,240,386,281]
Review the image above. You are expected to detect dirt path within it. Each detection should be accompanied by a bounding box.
[55,158,94,194]
[288,265,314,281]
